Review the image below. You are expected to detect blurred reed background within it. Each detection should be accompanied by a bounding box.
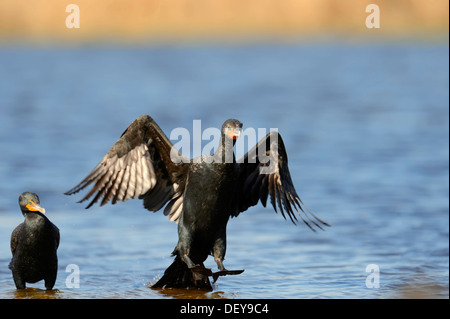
[0,0,448,43]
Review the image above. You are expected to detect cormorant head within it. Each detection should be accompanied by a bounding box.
[18,192,46,216]
[222,119,243,143]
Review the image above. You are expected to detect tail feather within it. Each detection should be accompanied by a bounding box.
[151,255,212,290]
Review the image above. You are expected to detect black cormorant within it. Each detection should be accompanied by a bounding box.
[65,115,328,289]
[9,192,60,290]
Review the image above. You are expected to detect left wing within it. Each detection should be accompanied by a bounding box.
[234,131,329,231]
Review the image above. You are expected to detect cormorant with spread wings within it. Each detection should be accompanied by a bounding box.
[65,115,328,289]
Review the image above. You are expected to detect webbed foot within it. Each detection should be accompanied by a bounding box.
[212,269,245,283]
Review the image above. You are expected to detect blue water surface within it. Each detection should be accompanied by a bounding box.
[0,41,448,298]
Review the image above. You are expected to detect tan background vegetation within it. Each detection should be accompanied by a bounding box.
[0,0,448,43]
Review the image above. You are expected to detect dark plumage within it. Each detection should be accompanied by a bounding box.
[9,192,60,290]
[65,115,328,289]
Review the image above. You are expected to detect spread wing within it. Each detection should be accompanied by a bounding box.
[234,131,329,231]
[65,115,188,223]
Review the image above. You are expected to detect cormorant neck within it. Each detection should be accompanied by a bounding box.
[214,135,236,163]
[23,211,46,227]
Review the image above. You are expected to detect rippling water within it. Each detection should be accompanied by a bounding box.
[0,41,448,299]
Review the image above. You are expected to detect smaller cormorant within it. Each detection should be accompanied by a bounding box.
[9,192,60,290]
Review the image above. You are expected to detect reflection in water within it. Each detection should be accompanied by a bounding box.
[388,270,449,299]
[11,287,62,299]
[394,281,448,299]
[150,286,227,299]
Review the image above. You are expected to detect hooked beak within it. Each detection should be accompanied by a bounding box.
[227,128,241,140]
[26,200,46,215]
